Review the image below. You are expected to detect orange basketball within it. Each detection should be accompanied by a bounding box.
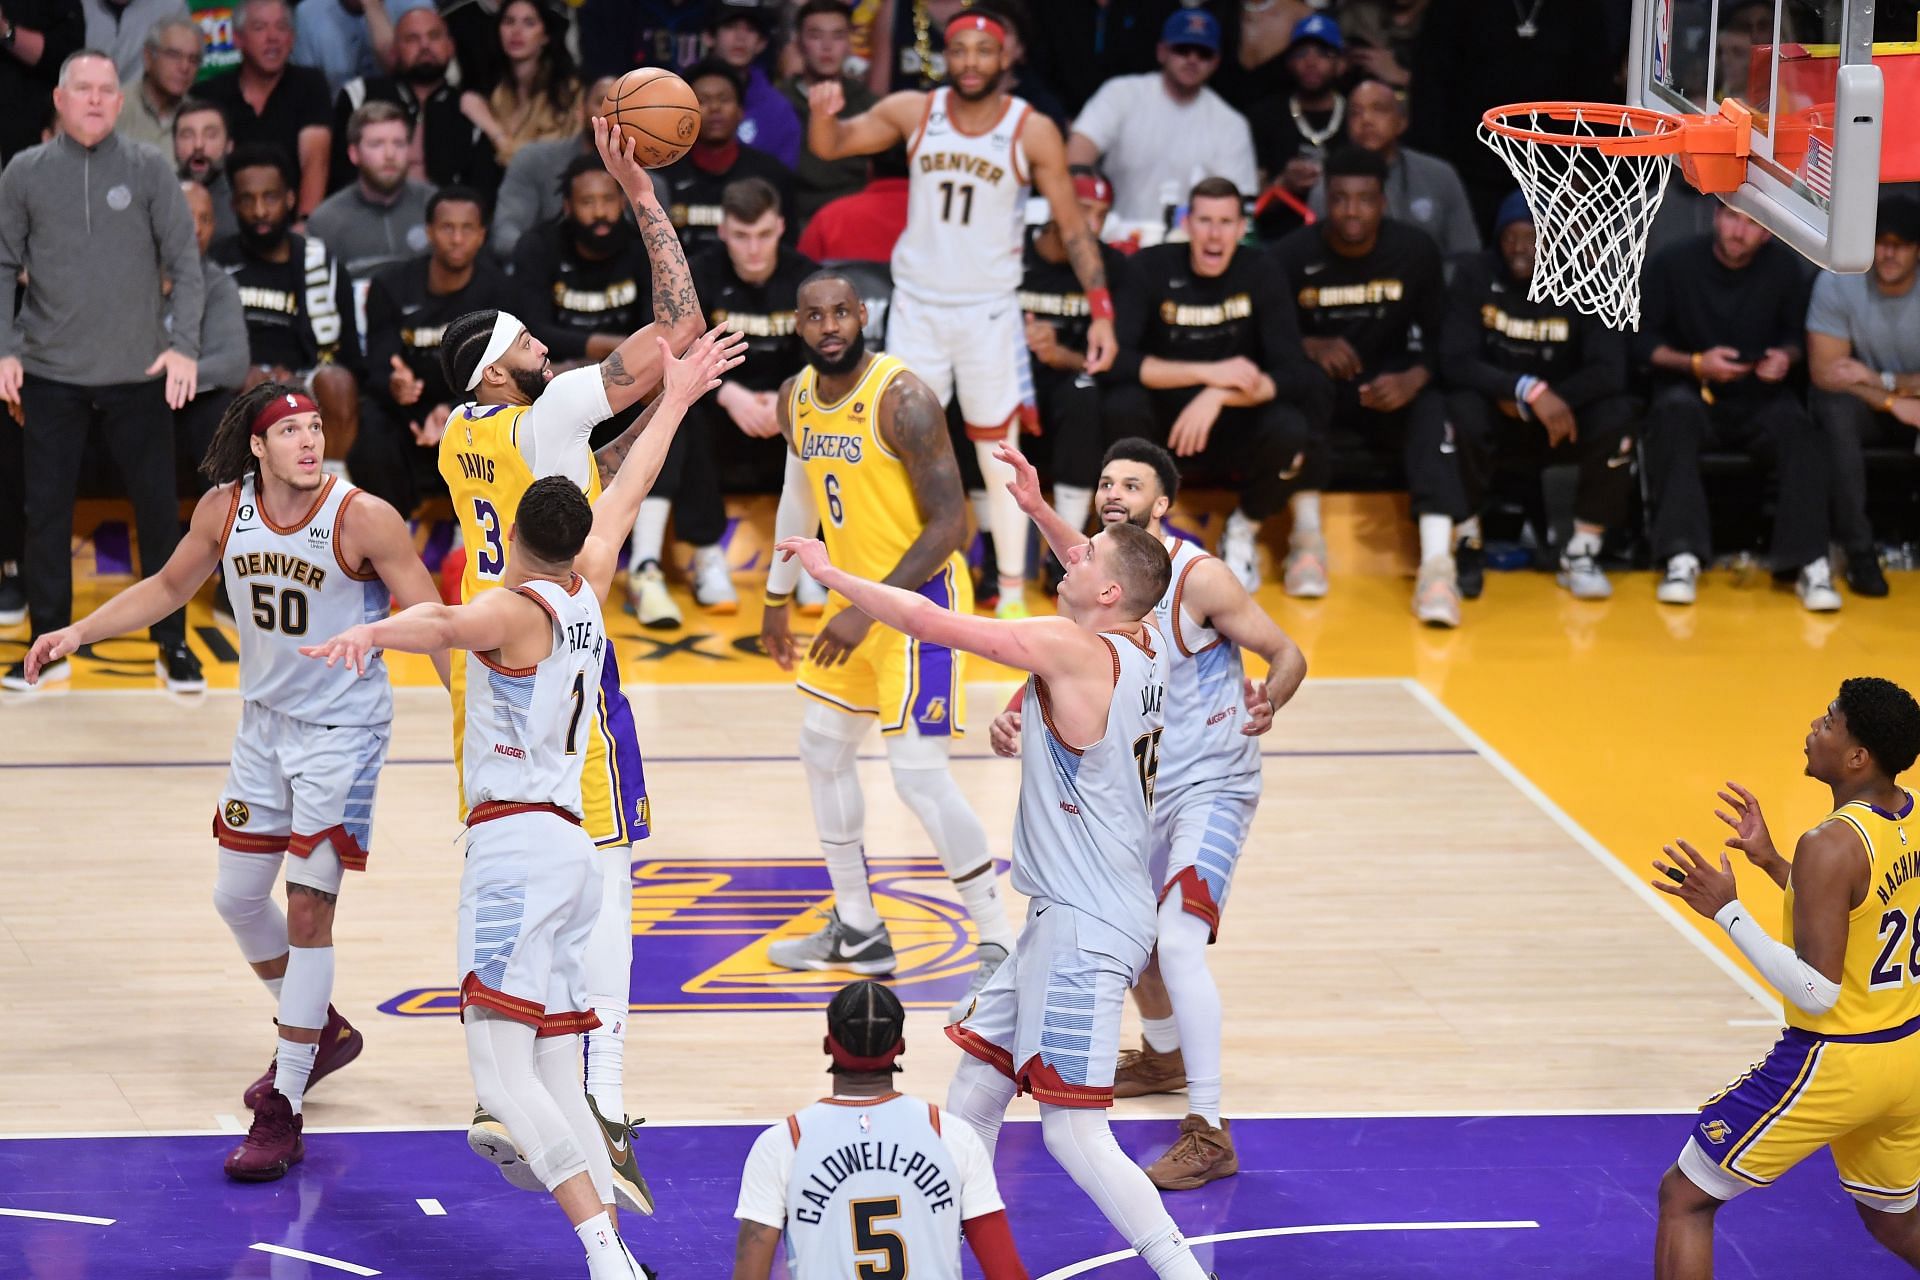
[602,68,702,169]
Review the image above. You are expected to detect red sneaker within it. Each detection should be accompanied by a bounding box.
[242,1006,364,1110]
[224,1091,304,1182]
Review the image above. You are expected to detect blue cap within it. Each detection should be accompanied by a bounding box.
[1495,190,1534,235]
[1288,13,1344,52]
[1161,8,1222,52]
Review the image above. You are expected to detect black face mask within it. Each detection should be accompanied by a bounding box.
[569,217,632,257]
[802,326,866,377]
[510,362,550,402]
[237,216,289,257]
[402,58,448,86]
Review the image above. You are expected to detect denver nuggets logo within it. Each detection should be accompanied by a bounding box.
[224,799,252,829]
[1701,1120,1731,1146]
[922,697,948,725]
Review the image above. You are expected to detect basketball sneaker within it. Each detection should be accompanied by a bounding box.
[243,1005,363,1109]
[1145,1114,1238,1191]
[1413,557,1461,628]
[627,562,681,630]
[224,1090,304,1182]
[1220,515,1261,593]
[587,1095,656,1216]
[995,595,1030,620]
[1113,1039,1186,1098]
[766,907,897,975]
[1281,533,1328,598]
[1557,550,1612,600]
[1454,536,1486,600]
[2,657,68,690]
[690,545,738,615]
[1656,553,1701,605]
[158,641,205,692]
[946,942,1008,1025]
[795,568,828,617]
[1843,545,1890,597]
[468,1104,544,1192]
[1797,557,1843,613]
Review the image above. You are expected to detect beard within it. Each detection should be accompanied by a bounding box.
[402,57,448,86]
[569,217,631,257]
[510,362,551,402]
[950,71,1002,103]
[237,218,290,257]
[802,327,865,377]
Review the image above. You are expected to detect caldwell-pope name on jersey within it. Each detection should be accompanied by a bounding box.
[792,1140,956,1224]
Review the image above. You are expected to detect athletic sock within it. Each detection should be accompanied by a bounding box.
[952,863,1016,952]
[969,490,991,547]
[575,1210,620,1259]
[976,442,1030,591]
[629,496,672,569]
[1456,515,1482,544]
[1141,1014,1180,1054]
[1289,490,1322,537]
[1137,1222,1210,1280]
[274,1038,320,1115]
[274,943,333,1113]
[1418,512,1453,564]
[1053,484,1094,537]
[824,840,880,931]
[585,1012,626,1118]
[1566,528,1603,559]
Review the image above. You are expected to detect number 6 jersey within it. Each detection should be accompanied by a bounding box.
[219,473,392,727]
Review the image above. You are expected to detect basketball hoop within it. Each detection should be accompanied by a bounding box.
[1479,101,1755,330]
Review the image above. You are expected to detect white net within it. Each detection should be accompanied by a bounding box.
[1478,106,1680,331]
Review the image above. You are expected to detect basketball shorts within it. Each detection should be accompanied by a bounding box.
[213,700,390,889]
[946,900,1146,1109]
[457,805,603,1038]
[451,649,650,847]
[796,564,969,737]
[1678,1020,1920,1211]
[1150,777,1260,943]
[886,288,1036,440]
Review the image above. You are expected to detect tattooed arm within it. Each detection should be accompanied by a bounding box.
[729,1220,781,1280]
[1023,114,1116,374]
[874,371,971,591]
[590,117,706,416]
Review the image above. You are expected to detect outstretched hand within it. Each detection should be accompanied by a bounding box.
[775,535,833,581]
[659,325,748,407]
[993,442,1044,514]
[1651,839,1739,920]
[592,115,656,207]
[299,625,381,677]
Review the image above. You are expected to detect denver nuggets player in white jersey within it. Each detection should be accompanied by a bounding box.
[22,383,447,1183]
[777,522,1216,1280]
[803,10,1118,618]
[304,329,735,1280]
[732,981,1026,1280]
[992,439,1305,1194]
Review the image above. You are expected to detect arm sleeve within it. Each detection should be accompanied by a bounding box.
[732,1124,793,1230]
[196,270,252,391]
[1555,318,1628,409]
[1069,80,1125,153]
[1805,272,1852,341]
[942,1113,1006,1218]
[518,364,612,487]
[1436,257,1516,398]
[767,449,821,596]
[0,163,28,359]
[1714,900,1841,1016]
[155,167,206,359]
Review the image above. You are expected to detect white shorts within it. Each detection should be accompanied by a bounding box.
[886,289,1035,439]
[214,700,391,891]
[1150,778,1259,942]
[946,901,1137,1109]
[457,807,602,1037]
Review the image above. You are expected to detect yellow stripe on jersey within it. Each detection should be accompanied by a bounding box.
[1784,790,1920,1037]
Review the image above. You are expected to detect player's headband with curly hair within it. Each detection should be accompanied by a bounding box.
[466,311,527,391]
[249,391,319,436]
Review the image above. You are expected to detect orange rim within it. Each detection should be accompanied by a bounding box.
[1481,101,1691,153]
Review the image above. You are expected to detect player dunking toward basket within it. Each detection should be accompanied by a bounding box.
[992,438,1306,1191]
[804,9,1117,617]
[760,271,1017,1008]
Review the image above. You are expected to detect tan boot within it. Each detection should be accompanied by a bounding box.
[1112,1039,1186,1098]
[1145,1114,1238,1191]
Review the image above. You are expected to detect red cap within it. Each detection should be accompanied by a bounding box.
[250,391,320,436]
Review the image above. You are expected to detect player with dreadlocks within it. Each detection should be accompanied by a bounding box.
[22,380,448,1181]
[729,980,1029,1280]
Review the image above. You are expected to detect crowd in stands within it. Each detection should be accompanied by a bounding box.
[2,0,1918,686]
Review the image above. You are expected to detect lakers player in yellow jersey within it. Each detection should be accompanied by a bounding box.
[759,271,1017,1008]
[436,117,716,1214]
[1653,677,1920,1277]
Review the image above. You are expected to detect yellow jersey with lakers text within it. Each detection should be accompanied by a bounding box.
[1784,790,1920,1037]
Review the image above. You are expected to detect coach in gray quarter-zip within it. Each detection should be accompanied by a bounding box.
[0,47,209,693]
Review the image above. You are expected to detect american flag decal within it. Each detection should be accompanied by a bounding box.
[1803,133,1834,200]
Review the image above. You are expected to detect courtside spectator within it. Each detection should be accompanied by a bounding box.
[1106,177,1321,595]
[0,49,205,692]
[1066,8,1256,229]
[292,0,434,97]
[1806,195,1920,599]
[349,186,512,513]
[200,0,332,217]
[171,178,250,488]
[1442,193,1634,601]
[493,77,665,256]
[1248,14,1348,222]
[0,1,85,167]
[174,96,238,240]
[460,0,581,167]
[794,146,908,264]
[329,6,500,194]
[708,0,801,169]
[308,101,435,327]
[117,16,200,152]
[663,59,793,258]
[780,0,876,221]
[508,153,653,369]
[81,0,185,86]
[1310,78,1479,255]
[1636,205,1840,612]
[1273,146,1462,625]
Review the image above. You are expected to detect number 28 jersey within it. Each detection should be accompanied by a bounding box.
[1784,791,1920,1037]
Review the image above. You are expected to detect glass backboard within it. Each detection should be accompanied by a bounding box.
[1631,0,1884,270]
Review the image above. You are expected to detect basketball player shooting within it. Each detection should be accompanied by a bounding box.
[805,10,1117,619]
[21,384,448,1182]
[435,112,709,1211]
[990,438,1306,1191]
[301,328,737,1280]
[1649,678,1920,1279]
[773,528,1217,1280]
[759,270,1018,1015]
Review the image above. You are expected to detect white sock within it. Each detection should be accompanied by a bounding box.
[824,840,880,931]
[585,1012,625,1118]
[1040,1106,1207,1280]
[1290,490,1322,536]
[629,496,672,569]
[952,862,1016,952]
[1566,528,1603,558]
[1137,1222,1210,1280]
[1053,483,1094,536]
[584,846,632,1116]
[275,1038,320,1114]
[274,943,333,1112]
[1140,1014,1180,1054]
[1418,512,1453,563]
[969,489,991,545]
[976,442,1030,589]
[263,975,285,999]
[574,1210,619,1259]
[1224,508,1257,543]
[1457,515,1482,543]
[1157,901,1222,1127]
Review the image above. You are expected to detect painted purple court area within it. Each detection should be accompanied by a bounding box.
[0,1114,1904,1278]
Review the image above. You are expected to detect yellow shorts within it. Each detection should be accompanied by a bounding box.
[1681,1020,1920,1210]
[795,567,970,736]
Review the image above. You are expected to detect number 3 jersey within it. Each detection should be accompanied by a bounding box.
[1014,631,1168,970]
[461,575,605,818]
[219,473,392,727]
[1784,791,1920,1038]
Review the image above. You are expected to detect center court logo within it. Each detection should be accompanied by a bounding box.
[378,856,1001,1015]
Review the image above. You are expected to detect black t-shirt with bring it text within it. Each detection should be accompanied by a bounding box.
[1270,219,1446,377]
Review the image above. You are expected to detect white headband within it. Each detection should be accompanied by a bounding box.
[465,311,527,391]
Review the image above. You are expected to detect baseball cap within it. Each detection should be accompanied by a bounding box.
[1495,190,1534,236]
[1161,8,1222,52]
[707,0,777,33]
[1289,13,1345,53]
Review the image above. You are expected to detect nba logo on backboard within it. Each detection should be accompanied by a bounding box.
[1652,0,1672,84]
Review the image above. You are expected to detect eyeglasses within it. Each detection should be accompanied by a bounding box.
[154,46,204,66]
[1169,44,1218,61]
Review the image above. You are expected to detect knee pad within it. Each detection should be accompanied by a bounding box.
[799,704,865,776]
[212,850,287,965]
[1154,894,1212,970]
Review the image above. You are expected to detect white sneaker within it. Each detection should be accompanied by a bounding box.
[1282,534,1328,598]
[1220,517,1261,593]
[1413,556,1461,628]
[1797,557,1843,613]
[795,567,828,617]
[690,545,737,615]
[1557,552,1612,600]
[627,562,681,630]
[1656,554,1701,605]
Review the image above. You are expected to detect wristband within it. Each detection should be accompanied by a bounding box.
[763,589,793,609]
[1086,287,1115,321]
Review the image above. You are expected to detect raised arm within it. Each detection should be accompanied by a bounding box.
[300,585,526,675]
[1022,114,1114,373]
[994,442,1085,566]
[805,82,919,160]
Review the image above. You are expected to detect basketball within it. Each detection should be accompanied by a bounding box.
[602,68,702,169]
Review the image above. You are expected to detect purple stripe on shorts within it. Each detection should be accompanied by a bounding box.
[910,567,957,736]
[1693,1030,1823,1182]
[598,654,650,842]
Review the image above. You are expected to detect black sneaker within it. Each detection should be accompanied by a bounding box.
[1454,537,1486,601]
[157,641,206,692]
[1845,547,1890,598]
[0,574,23,627]
[2,656,68,690]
